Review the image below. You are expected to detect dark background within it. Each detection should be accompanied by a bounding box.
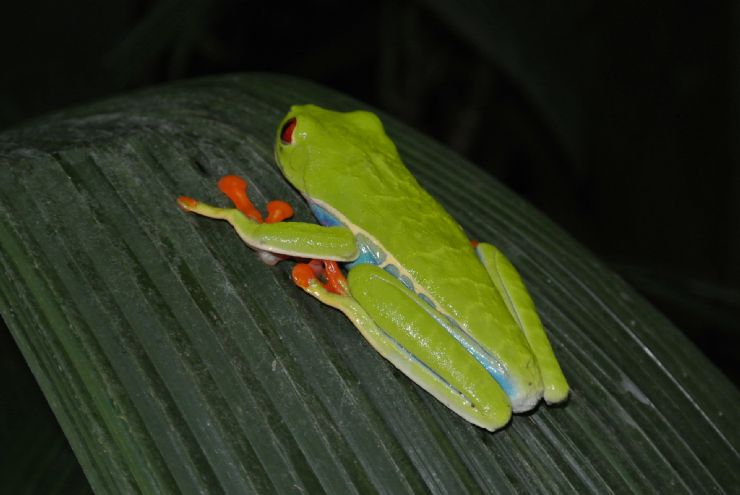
[1,0,738,489]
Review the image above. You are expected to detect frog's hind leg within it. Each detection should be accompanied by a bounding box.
[293,262,512,431]
[475,242,569,404]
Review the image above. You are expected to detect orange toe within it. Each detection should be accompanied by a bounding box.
[322,260,348,295]
[292,263,317,288]
[177,196,198,210]
[266,200,294,223]
[218,175,263,223]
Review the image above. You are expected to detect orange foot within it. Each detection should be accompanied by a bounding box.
[217,175,294,224]
[292,260,349,296]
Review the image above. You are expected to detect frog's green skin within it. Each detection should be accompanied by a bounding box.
[180,105,568,431]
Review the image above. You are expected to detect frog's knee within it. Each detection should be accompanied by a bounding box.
[347,263,385,288]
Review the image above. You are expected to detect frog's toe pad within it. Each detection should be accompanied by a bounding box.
[177,196,198,211]
[292,263,317,288]
[266,200,294,223]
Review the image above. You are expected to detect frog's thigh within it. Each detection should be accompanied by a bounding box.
[475,243,569,404]
[348,264,512,430]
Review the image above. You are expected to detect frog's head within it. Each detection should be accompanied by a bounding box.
[274,104,395,193]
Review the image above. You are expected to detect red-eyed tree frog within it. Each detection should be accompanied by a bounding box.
[177,105,569,431]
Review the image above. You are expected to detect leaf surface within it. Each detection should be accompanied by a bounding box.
[0,74,737,493]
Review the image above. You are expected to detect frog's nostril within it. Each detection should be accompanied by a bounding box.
[281,117,297,144]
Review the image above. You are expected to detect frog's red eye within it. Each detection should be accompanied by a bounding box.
[281,117,297,144]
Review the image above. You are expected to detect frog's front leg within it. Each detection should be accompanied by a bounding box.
[178,176,358,262]
[293,262,513,431]
[475,242,569,404]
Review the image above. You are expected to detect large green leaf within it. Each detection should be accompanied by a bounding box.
[0,74,737,493]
